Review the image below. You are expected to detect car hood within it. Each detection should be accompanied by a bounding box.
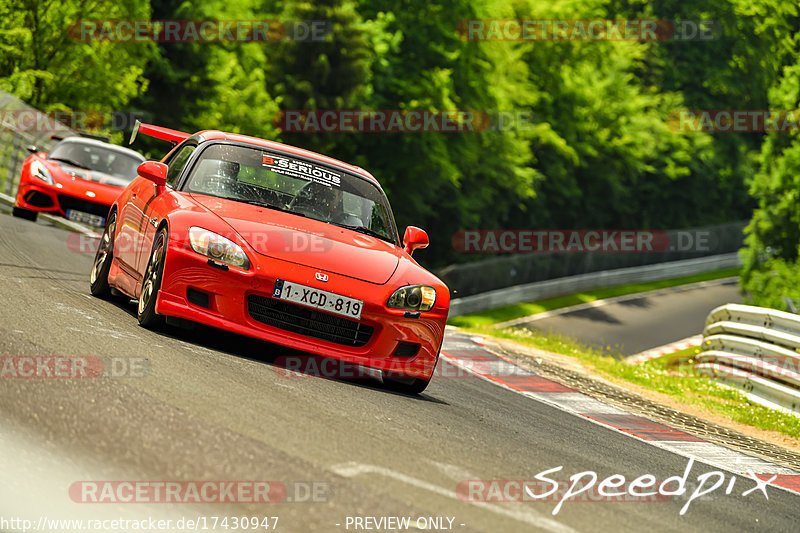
[190,195,401,285]
[51,161,132,188]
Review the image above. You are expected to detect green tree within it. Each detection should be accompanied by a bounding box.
[0,0,153,111]
[741,61,800,309]
[133,0,281,156]
[607,0,799,227]
[268,0,382,155]
[340,0,538,266]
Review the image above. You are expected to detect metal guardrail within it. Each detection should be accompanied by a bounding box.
[0,90,75,197]
[449,253,741,316]
[0,122,35,197]
[697,304,800,415]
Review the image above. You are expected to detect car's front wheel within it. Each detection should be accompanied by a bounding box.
[12,206,37,221]
[90,212,117,299]
[138,227,168,329]
[384,350,440,394]
[385,376,432,394]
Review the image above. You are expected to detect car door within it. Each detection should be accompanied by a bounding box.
[115,177,155,277]
[134,142,197,277]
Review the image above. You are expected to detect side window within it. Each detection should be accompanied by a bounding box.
[166,145,196,187]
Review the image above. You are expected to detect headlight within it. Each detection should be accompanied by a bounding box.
[387,285,436,312]
[189,227,250,269]
[30,160,54,185]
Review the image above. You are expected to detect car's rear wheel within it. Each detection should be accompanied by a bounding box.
[90,212,117,299]
[138,227,167,329]
[12,206,37,221]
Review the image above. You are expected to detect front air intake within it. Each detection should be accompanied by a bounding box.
[247,294,373,347]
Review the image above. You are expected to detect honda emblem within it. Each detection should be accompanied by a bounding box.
[315,272,329,282]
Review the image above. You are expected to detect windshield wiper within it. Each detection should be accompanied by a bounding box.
[49,157,91,170]
[217,197,306,217]
[333,223,392,243]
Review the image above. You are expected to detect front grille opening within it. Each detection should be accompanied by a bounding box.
[25,190,53,208]
[187,288,210,309]
[392,342,420,359]
[57,194,109,217]
[247,294,373,347]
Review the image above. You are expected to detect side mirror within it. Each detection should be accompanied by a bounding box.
[26,145,38,154]
[403,226,429,255]
[137,161,168,187]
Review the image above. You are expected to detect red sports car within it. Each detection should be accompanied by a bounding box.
[89,122,449,393]
[13,136,146,226]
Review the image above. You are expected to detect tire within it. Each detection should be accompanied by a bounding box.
[137,227,168,329]
[12,206,38,222]
[110,288,129,301]
[90,212,117,299]
[384,349,439,394]
[384,375,431,395]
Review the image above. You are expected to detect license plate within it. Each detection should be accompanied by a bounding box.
[273,279,363,320]
[66,209,105,227]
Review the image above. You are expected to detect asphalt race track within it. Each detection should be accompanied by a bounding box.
[511,281,742,357]
[0,208,797,532]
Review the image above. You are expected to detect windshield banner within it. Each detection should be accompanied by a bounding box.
[262,154,342,187]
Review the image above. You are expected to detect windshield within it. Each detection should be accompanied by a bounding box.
[48,141,143,182]
[184,144,399,244]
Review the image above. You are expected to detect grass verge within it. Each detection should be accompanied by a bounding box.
[463,326,800,439]
[448,267,741,328]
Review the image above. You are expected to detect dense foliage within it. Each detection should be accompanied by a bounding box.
[2,0,799,307]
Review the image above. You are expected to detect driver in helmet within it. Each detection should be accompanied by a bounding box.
[317,183,344,220]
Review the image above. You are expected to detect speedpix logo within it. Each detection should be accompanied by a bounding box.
[457,458,775,516]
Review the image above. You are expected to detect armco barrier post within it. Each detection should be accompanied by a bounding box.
[7,134,19,196]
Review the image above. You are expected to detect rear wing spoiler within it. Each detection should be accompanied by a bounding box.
[129,119,191,145]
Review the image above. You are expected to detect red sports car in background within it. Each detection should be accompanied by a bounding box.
[89,122,449,393]
[13,136,145,226]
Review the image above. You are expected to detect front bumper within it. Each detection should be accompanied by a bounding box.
[15,180,112,219]
[156,245,447,380]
